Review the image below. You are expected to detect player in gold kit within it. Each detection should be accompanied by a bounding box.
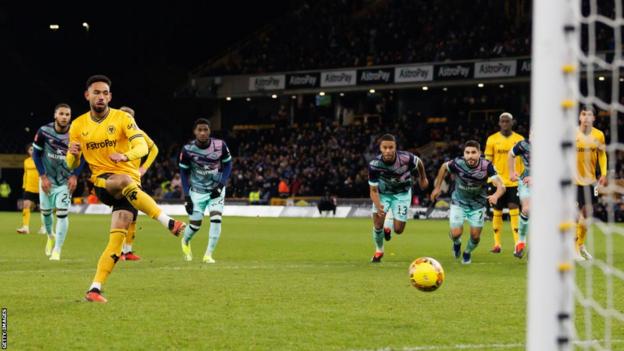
[574,105,607,261]
[16,144,46,235]
[484,112,525,254]
[66,75,186,303]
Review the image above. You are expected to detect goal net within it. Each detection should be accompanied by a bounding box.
[529,0,623,350]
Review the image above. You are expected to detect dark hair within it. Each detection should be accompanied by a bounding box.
[54,103,70,111]
[464,140,481,151]
[379,134,396,143]
[580,104,595,114]
[86,75,112,89]
[193,118,211,129]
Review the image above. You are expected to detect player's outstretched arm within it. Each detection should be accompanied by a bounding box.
[507,150,518,182]
[598,133,608,186]
[119,135,149,162]
[139,135,159,175]
[32,140,51,194]
[22,160,27,190]
[66,142,82,170]
[66,123,83,170]
[488,176,506,205]
[367,163,384,216]
[369,185,384,217]
[209,160,231,199]
[179,148,194,215]
[431,162,449,201]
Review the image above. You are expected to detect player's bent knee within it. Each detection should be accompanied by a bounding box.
[190,219,202,227]
[41,209,52,216]
[210,214,222,224]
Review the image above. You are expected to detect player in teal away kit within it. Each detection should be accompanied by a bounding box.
[179,118,232,263]
[431,140,505,264]
[368,134,428,263]
[32,103,85,260]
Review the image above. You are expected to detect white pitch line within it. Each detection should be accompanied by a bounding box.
[0,258,516,274]
[348,343,523,351]
[349,339,624,351]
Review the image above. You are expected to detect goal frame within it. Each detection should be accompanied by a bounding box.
[528,0,579,349]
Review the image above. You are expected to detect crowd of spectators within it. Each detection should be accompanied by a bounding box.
[210,0,532,75]
[202,0,622,76]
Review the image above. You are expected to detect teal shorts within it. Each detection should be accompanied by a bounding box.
[449,204,486,229]
[39,184,70,210]
[189,188,226,221]
[518,180,530,201]
[372,190,411,222]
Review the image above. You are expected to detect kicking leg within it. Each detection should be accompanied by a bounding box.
[105,175,186,236]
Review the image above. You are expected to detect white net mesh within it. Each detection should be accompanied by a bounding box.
[570,0,624,349]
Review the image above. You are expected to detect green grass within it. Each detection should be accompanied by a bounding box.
[0,213,622,350]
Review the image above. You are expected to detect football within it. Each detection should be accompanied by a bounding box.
[409,257,445,292]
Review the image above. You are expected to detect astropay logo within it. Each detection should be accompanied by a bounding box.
[248,75,285,91]
[86,139,117,150]
[437,65,471,78]
[358,69,392,83]
[288,74,318,87]
[320,70,356,87]
[474,60,517,78]
[394,65,434,83]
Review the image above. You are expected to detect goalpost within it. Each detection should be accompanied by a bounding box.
[529,0,623,350]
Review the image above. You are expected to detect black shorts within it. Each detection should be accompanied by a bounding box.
[94,173,138,220]
[23,191,39,203]
[488,185,520,210]
[577,185,598,209]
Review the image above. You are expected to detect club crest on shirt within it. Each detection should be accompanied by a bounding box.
[107,125,116,135]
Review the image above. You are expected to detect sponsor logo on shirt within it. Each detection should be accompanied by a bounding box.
[86,139,117,150]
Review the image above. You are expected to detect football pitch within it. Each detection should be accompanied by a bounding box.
[0,213,622,350]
